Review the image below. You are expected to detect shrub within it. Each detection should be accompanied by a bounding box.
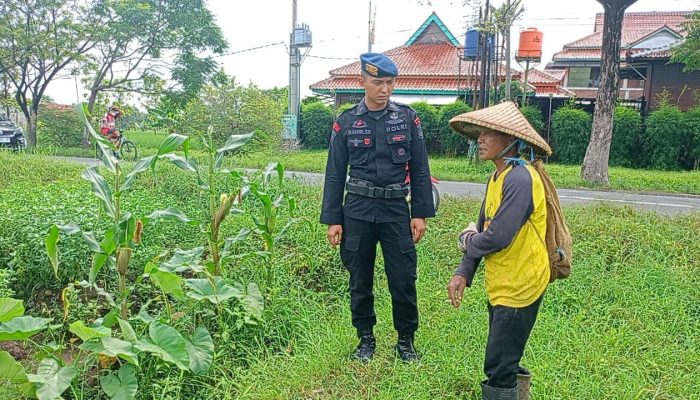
[642,104,685,170]
[409,102,439,153]
[551,106,592,164]
[438,101,472,156]
[681,107,700,170]
[520,104,545,135]
[300,102,334,149]
[335,102,355,117]
[37,106,84,148]
[609,106,642,167]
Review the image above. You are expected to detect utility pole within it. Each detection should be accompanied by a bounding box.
[368,1,372,52]
[285,0,311,146]
[504,0,512,100]
[478,0,490,109]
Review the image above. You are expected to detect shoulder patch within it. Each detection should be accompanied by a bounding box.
[332,121,341,133]
[414,116,421,126]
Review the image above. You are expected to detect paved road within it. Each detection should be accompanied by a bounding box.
[57,157,700,216]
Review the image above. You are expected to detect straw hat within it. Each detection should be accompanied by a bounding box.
[449,101,552,156]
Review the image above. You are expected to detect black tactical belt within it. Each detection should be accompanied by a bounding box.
[346,178,409,199]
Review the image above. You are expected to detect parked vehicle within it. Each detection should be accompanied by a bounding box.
[0,114,27,150]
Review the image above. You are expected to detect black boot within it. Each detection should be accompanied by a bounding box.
[350,328,376,362]
[481,381,517,400]
[394,332,420,362]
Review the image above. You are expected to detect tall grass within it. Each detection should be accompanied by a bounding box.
[0,152,698,399]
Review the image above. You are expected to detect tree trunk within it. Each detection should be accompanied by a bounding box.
[581,0,637,183]
[27,108,38,147]
[504,0,512,100]
[83,89,100,147]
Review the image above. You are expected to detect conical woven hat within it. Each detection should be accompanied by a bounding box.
[449,101,552,156]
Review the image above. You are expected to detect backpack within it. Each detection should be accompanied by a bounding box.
[531,160,573,282]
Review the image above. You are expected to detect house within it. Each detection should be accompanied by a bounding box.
[547,11,700,112]
[311,13,573,106]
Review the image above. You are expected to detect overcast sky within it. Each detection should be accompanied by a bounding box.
[45,0,698,106]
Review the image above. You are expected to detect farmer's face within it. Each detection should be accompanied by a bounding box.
[477,130,514,161]
[360,75,395,110]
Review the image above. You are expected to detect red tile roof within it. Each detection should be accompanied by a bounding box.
[328,44,512,77]
[312,76,487,92]
[554,11,692,61]
[527,69,565,84]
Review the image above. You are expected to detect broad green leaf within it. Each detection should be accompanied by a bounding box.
[157,134,189,155]
[82,167,116,219]
[144,208,195,224]
[158,247,205,273]
[239,283,264,320]
[122,156,156,191]
[0,316,51,341]
[134,322,188,370]
[0,298,24,323]
[117,319,138,344]
[221,228,252,259]
[81,231,101,252]
[149,270,184,299]
[185,326,214,375]
[0,350,28,384]
[159,154,198,172]
[214,133,254,170]
[46,225,60,278]
[263,162,285,189]
[68,321,110,342]
[100,364,138,400]
[185,277,241,304]
[26,358,77,400]
[80,337,139,367]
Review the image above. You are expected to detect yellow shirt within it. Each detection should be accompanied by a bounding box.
[481,164,549,307]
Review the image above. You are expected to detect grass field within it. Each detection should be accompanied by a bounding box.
[0,152,698,399]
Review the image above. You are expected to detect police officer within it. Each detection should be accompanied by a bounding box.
[320,53,434,362]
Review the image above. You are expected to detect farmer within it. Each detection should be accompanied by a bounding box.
[320,53,434,362]
[446,101,553,399]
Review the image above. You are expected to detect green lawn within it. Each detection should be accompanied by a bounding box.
[0,152,698,399]
[238,149,700,195]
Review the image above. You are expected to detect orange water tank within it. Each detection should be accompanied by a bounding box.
[517,28,543,61]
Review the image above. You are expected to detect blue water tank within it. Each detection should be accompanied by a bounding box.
[464,28,479,60]
[464,29,496,60]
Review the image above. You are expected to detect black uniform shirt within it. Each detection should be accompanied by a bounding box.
[320,98,435,224]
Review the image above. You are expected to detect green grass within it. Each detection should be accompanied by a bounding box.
[0,152,698,399]
[237,149,700,195]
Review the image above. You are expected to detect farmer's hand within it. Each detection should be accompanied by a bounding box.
[447,275,468,308]
[457,222,478,252]
[411,218,426,244]
[327,225,343,247]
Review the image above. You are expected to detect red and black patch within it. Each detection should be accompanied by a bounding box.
[364,138,372,146]
[332,121,341,133]
[414,116,421,126]
[392,134,406,142]
[352,119,367,128]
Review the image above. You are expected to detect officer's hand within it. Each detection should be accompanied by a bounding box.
[327,224,343,247]
[447,275,467,308]
[411,218,426,244]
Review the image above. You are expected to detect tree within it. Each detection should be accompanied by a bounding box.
[580,0,638,183]
[490,0,525,100]
[0,0,100,146]
[81,0,226,145]
[671,11,700,71]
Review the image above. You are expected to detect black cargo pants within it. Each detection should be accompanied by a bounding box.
[340,215,418,335]
[484,295,543,388]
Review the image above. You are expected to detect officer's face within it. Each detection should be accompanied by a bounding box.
[477,130,515,161]
[360,75,395,109]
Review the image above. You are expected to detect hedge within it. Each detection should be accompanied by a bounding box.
[551,106,592,164]
[642,104,685,170]
[300,102,334,149]
[410,102,439,153]
[610,106,642,167]
[438,101,472,156]
[37,106,84,148]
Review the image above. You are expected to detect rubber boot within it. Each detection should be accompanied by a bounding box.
[481,381,517,400]
[394,332,420,362]
[349,328,375,362]
[517,367,531,400]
